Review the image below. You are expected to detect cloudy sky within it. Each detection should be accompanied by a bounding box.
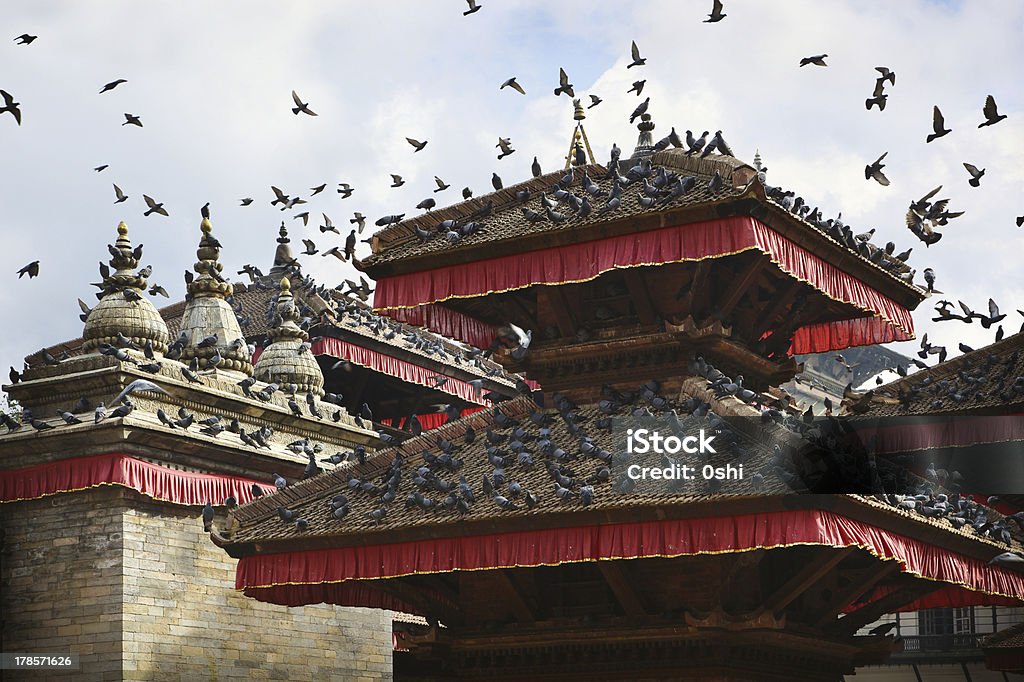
[1,0,1021,384]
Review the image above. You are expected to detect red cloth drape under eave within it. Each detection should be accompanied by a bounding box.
[853,416,1024,454]
[380,407,485,431]
[0,453,275,505]
[236,508,1024,610]
[371,216,915,355]
[312,337,491,406]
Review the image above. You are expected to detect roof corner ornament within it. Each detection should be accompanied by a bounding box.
[631,113,656,158]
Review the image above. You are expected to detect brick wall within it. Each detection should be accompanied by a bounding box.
[1,487,393,681]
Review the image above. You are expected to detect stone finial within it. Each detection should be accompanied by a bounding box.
[179,214,253,375]
[253,277,324,396]
[82,221,170,354]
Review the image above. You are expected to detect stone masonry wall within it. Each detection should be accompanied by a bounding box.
[1,486,393,681]
[1,486,125,681]
[122,494,393,681]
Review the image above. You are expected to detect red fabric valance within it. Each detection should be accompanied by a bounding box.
[381,407,485,431]
[0,453,275,506]
[236,508,1024,611]
[312,337,492,406]
[372,216,915,355]
[854,416,1024,454]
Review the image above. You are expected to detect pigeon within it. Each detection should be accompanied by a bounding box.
[239,198,253,206]
[319,213,338,234]
[301,239,318,255]
[390,174,405,187]
[416,197,436,211]
[926,106,951,143]
[978,95,1007,128]
[496,137,515,159]
[143,195,169,217]
[554,67,574,97]
[0,90,22,125]
[111,378,170,406]
[432,176,450,192]
[500,77,525,95]
[14,34,37,45]
[351,212,366,231]
[113,184,128,204]
[291,90,317,116]
[705,0,726,22]
[865,79,888,111]
[629,97,650,123]
[462,187,473,200]
[337,183,354,198]
[406,137,428,152]
[627,40,646,68]
[588,94,603,109]
[963,162,985,188]
[463,0,482,15]
[875,66,896,86]
[799,54,828,67]
[17,261,40,279]
[492,173,503,190]
[122,113,143,127]
[923,268,936,293]
[99,79,127,94]
[865,152,890,186]
[94,165,109,172]
[627,80,646,96]
[310,183,327,195]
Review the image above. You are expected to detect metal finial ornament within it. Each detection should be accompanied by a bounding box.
[631,113,656,158]
[272,221,297,275]
[564,100,596,169]
[753,149,763,171]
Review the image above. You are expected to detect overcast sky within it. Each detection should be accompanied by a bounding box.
[1,0,1021,384]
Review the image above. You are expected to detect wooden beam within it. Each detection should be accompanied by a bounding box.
[622,270,658,326]
[751,279,802,338]
[488,569,536,623]
[830,582,943,635]
[813,562,900,628]
[684,260,713,323]
[545,286,578,338]
[713,256,767,323]
[375,579,463,626]
[761,547,854,616]
[598,561,648,617]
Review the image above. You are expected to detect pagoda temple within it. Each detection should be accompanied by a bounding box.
[212,114,1024,680]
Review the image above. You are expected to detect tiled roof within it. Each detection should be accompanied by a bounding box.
[166,281,519,389]
[859,331,1024,417]
[222,375,1019,553]
[357,150,919,299]
[983,621,1024,649]
[34,276,520,390]
[359,153,750,268]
